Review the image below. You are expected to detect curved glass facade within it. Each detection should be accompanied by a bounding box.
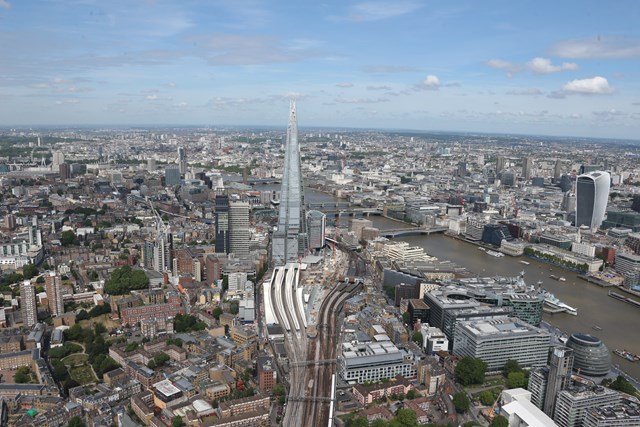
[566,333,611,376]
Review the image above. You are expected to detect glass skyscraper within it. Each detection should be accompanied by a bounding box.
[272,101,308,265]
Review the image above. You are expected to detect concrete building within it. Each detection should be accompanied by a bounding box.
[165,164,181,187]
[306,210,326,249]
[583,398,640,427]
[543,347,574,417]
[20,280,38,327]
[45,272,64,317]
[500,388,559,427]
[554,386,620,427]
[229,200,250,256]
[338,341,416,384]
[453,318,551,373]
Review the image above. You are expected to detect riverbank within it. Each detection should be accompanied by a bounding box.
[578,274,618,288]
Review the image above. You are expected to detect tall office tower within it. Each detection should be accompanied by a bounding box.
[272,101,308,265]
[522,156,533,180]
[20,280,37,326]
[59,163,71,180]
[147,158,157,171]
[554,159,563,183]
[45,272,64,317]
[98,146,103,162]
[165,164,181,186]
[177,146,187,174]
[306,210,326,250]
[496,156,506,173]
[229,200,250,255]
[215,195,230,254]
[153,232,173,273]
[52,152,65,169]
[543,347,574,417]
[576,171,610,230]
[457,162,467,177]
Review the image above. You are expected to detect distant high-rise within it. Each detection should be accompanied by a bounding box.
[522,156,533,180]
[215,195,230,254]
[575,171,610,230]
[554,159,563,183]
[496,156,506,173]
[543,347,574,417]
[59,163,71,180]
[177,146,187,174]
[229,200,250,255]
[306,210,326,250]
[165,164,181,186]
[20,280,37,327]
[45,272,64,317]
[147,158,157,171]
[52,152,65,169]
[152,232,173,272]
[272,101,308,265]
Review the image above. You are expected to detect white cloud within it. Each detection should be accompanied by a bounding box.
[550,37,640,59]
[562,76,613,94]
[527,57,578,74]
[0,0,10,9]
[334,97,389,104]
[363,65,420,73]
[331,1,422,22]
[336,82,354,88]
[367,85,392,90]
[507,88,544,96]
[422,75,440,90]
[484,59,520,77]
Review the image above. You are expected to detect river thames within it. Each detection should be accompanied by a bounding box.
[271,186,640,379]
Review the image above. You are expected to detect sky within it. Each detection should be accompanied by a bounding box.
[1,0,640,139]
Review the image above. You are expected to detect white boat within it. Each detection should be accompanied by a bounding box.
[478,247,486,251]
[520,260,530,265]
[486,250,504,258]
[542,291,578,315]
[559,277,566,282]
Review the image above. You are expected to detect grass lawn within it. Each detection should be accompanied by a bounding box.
[62,353,88,367]
[69,365,96,385]
[78,313,121,330]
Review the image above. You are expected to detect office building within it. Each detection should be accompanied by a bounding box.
[496,156,506,173]
[565,334,610,376]
[453,318,550,373]
[215,195,230,254]
[407,299,429,327]
[554,386,620,427]
[522,156,533,180]
[165,164,181,186]
[59,163,71,180]
[500,388,558,427]
[560,175,573,193]
[52,152,65,169]
[177,146,187,174]
[576,171,610,230]
[306,210,326,250]
[554,159,563,183]
[338,341,416,384]
[45,272,64,317]
[256,356,277,393]
[20,280,38,327]
[423,289,480,332]
[229,200,250,255]
[482,223,512,246]
[543,347,574,417]
[528,367,549,409]
[614,252,640,289]
[583,399,640,427]
[272,101,308,265]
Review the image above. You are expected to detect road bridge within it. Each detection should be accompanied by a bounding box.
[381,226,448,238]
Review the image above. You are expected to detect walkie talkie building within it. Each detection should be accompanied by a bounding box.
[272,101,308,265]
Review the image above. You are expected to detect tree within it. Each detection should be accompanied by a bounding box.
[171,416,185,427]
[147,360,157,369]
[506,371,526,389]
[402,311,410,325]
[489,415,509,427]
[104,266,149,295]
[479,390,495,406]
[371,420,387,427]
[454,356,488,386]
[272,383,285,397]
[174,314,207,333]
[22,264,39,280]
[61,230,77,246]
[411,331,423,346]
[453,392,470,413]
[212,307,223,320]
[608,375,637,395]
[406,389,419,400]
[14,366,30,383]
[395,408,417,425]
[67,416,85,427]
[346,417,368,427]
[503,359,522,377]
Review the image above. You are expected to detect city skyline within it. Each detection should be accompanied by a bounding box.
[0,1,639,139]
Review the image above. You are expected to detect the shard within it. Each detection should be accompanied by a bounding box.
[272,101,308,265]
